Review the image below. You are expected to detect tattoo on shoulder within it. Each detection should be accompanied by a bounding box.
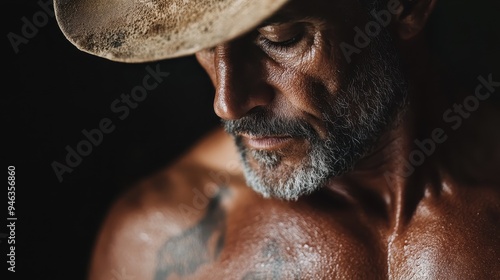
[242,239,301,280]
[154,191,226,280]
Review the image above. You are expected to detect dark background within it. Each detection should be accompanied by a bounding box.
[3,1,219,279]
[3,0,499,279]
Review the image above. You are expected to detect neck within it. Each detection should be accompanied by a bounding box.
[323,39,446,228]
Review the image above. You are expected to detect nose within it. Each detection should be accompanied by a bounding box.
[213,43,274,120]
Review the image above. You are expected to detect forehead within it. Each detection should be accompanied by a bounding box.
[259,0,367,25]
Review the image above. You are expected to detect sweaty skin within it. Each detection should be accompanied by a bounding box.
[88,0,500,279]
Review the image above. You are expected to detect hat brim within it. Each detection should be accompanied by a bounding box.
[54,0,290,63]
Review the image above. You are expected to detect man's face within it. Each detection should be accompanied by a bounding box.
[196,0,409,200]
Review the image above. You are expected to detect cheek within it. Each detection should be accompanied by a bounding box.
[312,28,349,92]
[263,31,343,117]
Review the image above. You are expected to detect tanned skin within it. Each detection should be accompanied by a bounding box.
[88,0,500,279]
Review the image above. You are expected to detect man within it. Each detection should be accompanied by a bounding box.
[54,0,500,279]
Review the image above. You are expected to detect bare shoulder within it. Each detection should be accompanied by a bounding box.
[88,127,245,280]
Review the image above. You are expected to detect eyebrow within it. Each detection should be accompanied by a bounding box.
[258,12,323,28]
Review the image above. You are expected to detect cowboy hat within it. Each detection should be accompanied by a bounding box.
[54,0,290,63]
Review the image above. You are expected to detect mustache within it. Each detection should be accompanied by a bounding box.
[222,111,318,139]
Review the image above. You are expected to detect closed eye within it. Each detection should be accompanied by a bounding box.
[259,34,302,51]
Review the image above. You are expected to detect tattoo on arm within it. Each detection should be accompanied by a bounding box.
[154,192,226,280]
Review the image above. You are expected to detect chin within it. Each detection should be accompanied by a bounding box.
[240,146,332,201]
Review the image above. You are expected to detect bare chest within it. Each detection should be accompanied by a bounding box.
[153,191,500,280]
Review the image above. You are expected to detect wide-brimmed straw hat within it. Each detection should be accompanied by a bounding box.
[54,0,290,63]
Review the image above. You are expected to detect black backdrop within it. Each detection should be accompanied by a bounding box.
[3,0,499,279]
[4,1,219,279]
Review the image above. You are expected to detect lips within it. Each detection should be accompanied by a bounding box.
[241,134,294,150]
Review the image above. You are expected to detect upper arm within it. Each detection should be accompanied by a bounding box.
[87,187,178,280]
[87,164,227,280]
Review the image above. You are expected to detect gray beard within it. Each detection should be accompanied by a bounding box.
[223,29,408,201]
[239,138,336,200]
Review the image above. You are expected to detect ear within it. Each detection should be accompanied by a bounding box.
[392,0,438,40]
